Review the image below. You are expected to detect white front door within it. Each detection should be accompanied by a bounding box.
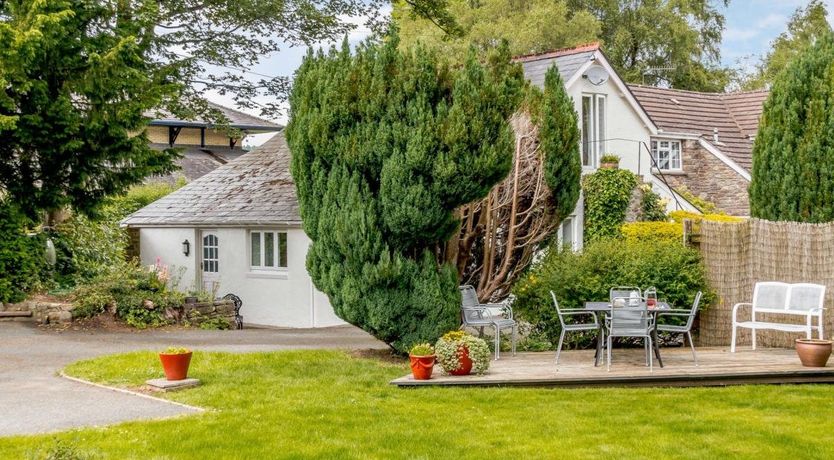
[201,231,220,294]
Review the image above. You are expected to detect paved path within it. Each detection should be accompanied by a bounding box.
[0,322,385,437]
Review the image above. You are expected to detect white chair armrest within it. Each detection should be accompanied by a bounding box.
[732,302,753,322]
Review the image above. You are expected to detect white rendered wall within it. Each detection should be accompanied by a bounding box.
[137,226,343,328]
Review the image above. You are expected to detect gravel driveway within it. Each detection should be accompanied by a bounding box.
[0,322,384,437]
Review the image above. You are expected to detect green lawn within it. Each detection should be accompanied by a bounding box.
[3,350,834,459]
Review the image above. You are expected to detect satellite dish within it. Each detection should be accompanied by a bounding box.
[585,66,609,86]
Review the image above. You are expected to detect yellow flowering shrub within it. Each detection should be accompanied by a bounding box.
[621,221,683,244]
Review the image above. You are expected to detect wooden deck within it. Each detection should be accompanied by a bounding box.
[391,347,834,388]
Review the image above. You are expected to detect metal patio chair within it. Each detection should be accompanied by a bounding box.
[606,297,654,372]
[656,291,702,365]
[610,286,642,307]
[459,285,517,360]
[551,291,600,365]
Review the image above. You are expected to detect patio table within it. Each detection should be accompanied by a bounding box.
[584,301,670,368]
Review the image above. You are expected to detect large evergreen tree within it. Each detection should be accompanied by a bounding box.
[749,32,834,222]
[540,67,581,221]
[286,35,524,352]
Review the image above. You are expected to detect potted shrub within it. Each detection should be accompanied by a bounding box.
[795,338,832,367]
[435,331,490,376]
[408,343,436,380]
[159,347,193,380]
[600,154,620,169]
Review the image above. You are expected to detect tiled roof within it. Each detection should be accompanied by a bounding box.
[145,144,248,185]
[628,84,769,171]
[147,101,283,132]
[513,43,600,88]
[122,132,300,227]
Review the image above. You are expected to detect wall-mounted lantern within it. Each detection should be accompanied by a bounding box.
[182,239,191,257]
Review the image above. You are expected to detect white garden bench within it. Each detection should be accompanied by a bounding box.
[731,282,826,352]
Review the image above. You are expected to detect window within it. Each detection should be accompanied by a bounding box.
[250,231,288,270]
[202,234,219,273]
[651,140,682,171]
[581,94,606,167]
[560,217,575,250]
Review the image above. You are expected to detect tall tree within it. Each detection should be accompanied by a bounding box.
[749,32,834,222]
[395,0,600,59]
[449,67,581,301]
[0,0,456,219]
[286,35,524,352]
[395,0,731,91]
[565,0,730,91]
[742,0,832,90]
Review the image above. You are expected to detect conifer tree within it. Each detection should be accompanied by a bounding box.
[540,67,581,221]
[287,35,523,352]
[749,32,834,222]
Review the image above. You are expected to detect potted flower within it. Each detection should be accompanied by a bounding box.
[600,154,620,169]
[795,338,832,367]
[159,347,193,380]
[435,331,490,376]
[408,343,436,380]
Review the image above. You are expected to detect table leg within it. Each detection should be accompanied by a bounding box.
[652,328,664,368]
[594,326,604,367]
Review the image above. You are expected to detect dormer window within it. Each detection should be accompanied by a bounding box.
[651,140,682,171]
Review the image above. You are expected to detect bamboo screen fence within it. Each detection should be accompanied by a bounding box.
[698,218,834,347]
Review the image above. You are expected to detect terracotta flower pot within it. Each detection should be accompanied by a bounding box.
[409,354,436,380]
[449,346,473,376]
[159,352,193,380]
[795,339,832,367]
[600,162,619,170]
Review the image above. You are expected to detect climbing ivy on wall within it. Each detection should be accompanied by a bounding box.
[582,169,639,242]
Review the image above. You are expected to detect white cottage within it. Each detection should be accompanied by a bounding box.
[121,133,344,328]
[516,43,699,250]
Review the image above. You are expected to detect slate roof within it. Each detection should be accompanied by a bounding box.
[513,43,600,88]
[147,101,282,132]
[145,144,249,185]
[122,132,300,227]
[628,84,769,171]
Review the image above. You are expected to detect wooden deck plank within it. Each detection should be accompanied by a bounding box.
[391,347,834,388]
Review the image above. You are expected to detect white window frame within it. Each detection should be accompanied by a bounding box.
[581,94,606,168]
[249,230,288,272]
[559,217,577,251]
[650,139,683,171]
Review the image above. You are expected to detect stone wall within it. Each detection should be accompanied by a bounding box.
[2,301,75,324]
[165,299,236,328]
[660,139,750,216]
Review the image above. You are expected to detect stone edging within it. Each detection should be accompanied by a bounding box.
[58,371,207,413]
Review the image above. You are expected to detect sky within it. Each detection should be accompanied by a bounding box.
[225,1,830,145]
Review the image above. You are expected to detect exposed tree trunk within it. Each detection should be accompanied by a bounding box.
[446,111,560,301]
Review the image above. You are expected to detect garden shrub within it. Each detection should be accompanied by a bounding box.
[639,184,668,222]
[582,169,639,242]
[621,221,683,244]
[0,201,47,303]
[674,185,719,213]
[513,239,711,349]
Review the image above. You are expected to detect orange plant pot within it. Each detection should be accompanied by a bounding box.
[409,354,436,380]
[449,346,473,376]
[795,339,832,367]
[159,352,193,380]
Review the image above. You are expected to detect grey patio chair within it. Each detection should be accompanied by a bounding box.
[459,285,516,360]
[606,297,654,372]
[610,286,642,306]
[551,291,600,365]
[655,291,701,365]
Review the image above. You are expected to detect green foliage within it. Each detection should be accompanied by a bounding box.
[582,168,638,242]
[395,0,600,60]
[540,67,581,221]
[409,343,434,356]
[513,239,710,349]
[674,185,719,214]
[600,154,620,164]
[741,0,832,90]
[749,32,834,222]
[71,262,182,328]
[286,34,524,353]
[0,201,46,303]
[37,439,97,460]
[162,347,191,355]
[434,331,490,374]
[621,222,683,245]
[639,185,668,222]
[396,0,731,91]
[199,317,231,331]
